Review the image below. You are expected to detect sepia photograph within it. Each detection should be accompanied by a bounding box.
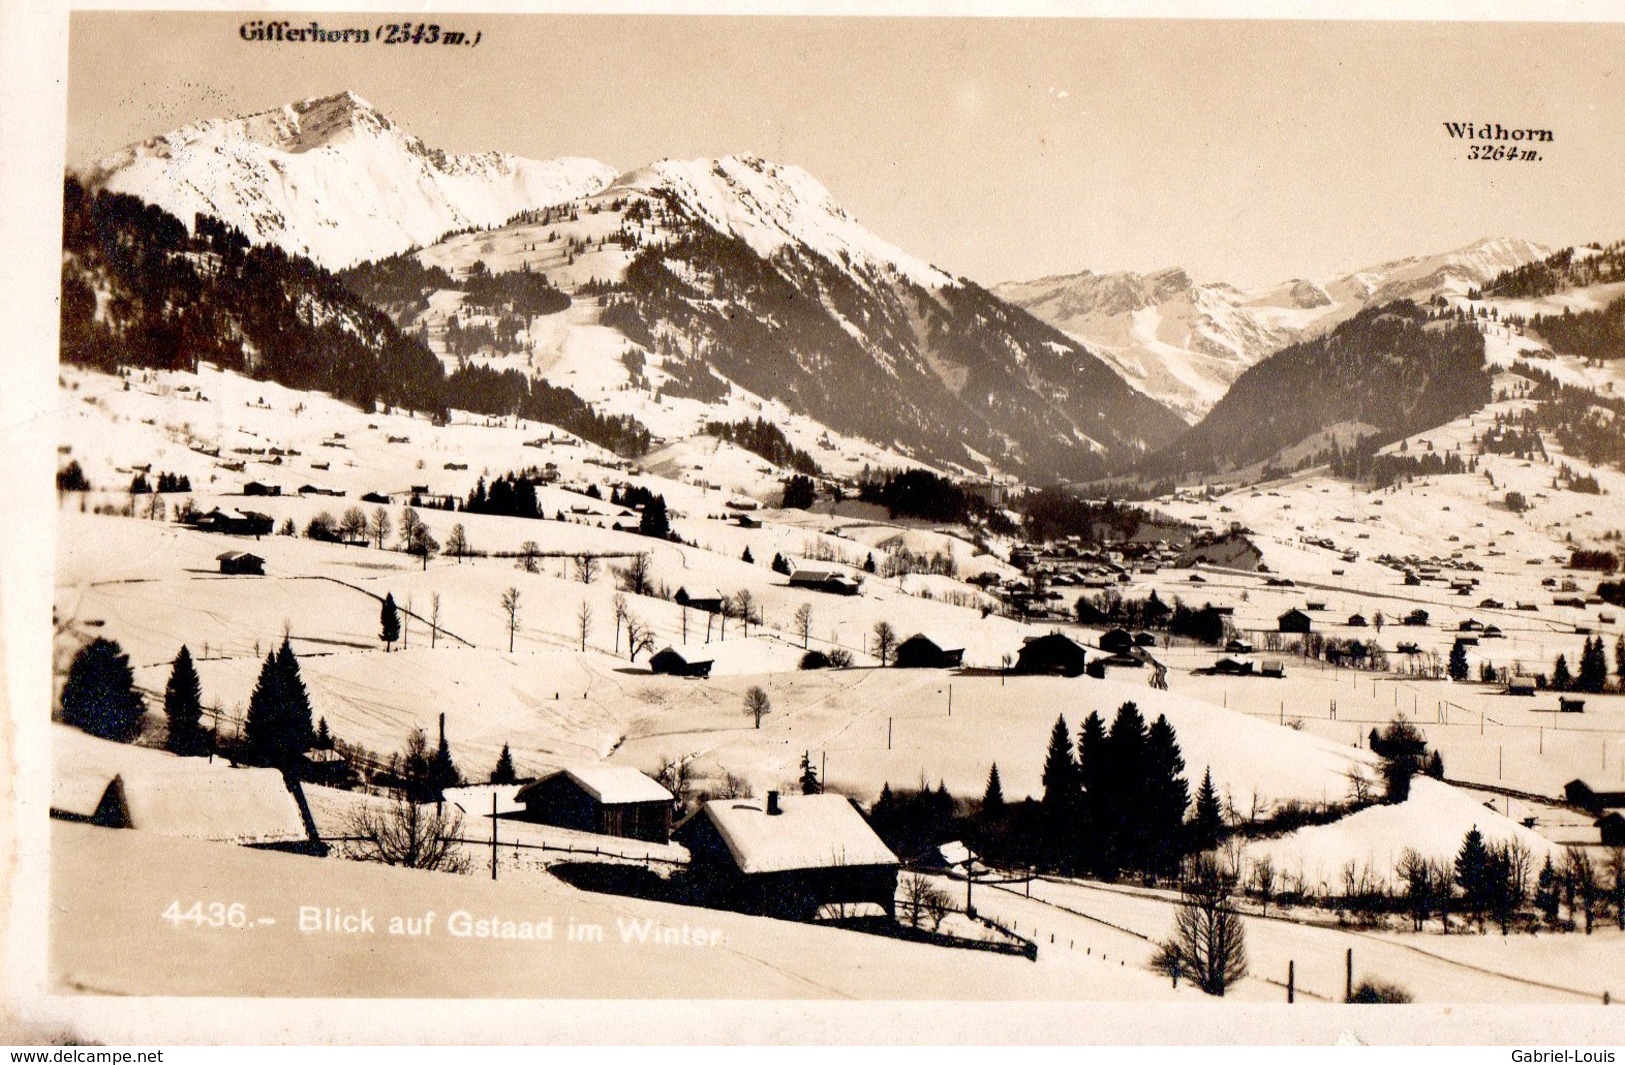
[7,1,1625,1047]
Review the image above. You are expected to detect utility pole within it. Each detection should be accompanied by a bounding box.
[1288,960,1295,1004]
[490,792,498,881]
[1345,948,1354,1003]
[887,717,892,750]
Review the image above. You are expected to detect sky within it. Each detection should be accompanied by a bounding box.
[65,12,1625,289]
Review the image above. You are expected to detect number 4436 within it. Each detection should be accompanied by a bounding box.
[162,900,248,928]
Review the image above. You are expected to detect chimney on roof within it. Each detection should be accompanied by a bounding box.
[766,790,781,815]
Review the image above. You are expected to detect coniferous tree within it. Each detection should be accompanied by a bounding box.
[490,742,518,785]
[1448,641,1470,682]
[1189,767,1224,853]
[982,762,1005,812]
[799,751,821,795]
[1552,653,1573,691]
[61,637,146,743]
[1075,710,1108,871]
[741,546,754,564]
[771,552,791,575]
[1040,714,1080,868]
[163,645,205,755]
[427,730,462,798]
[1455,827,1491,930]
[1614,634,1625,690]
[638,495,670,538]
[1534,854,1561,925]
[314,716,333,749]
[244,638,313,769]
[1102,701,1151,872]
[380,592,401,651]
[1577,636,1609,694]
[1145,714,1190,875]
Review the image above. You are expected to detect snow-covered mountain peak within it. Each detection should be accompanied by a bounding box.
[81,92,618,270]
[607,153,954,289]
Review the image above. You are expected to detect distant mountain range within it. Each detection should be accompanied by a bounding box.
[76,93,1187,479]
[73,91,1554,482]
[995,238,1548,422]
[80,91,617,269]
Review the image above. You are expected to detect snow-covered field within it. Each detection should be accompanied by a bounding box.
[47,345,1625,1004]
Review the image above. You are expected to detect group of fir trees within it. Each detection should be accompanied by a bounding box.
[1551,636,1615,694]
[243,637,315,769]
[1038,702,1197,878]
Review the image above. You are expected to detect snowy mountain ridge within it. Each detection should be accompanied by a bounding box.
[81,91,619,269]
[997,237,1551,422]
[608,154,955,291]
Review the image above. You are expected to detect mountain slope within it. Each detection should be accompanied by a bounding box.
[80,91,617,269]
[999,238,1548,422]
[419,155,1188,479]
[1142,300,1490,478]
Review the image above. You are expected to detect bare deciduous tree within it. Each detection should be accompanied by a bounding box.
[340,506,368,545]
[343,793,469,873]
[872,620,897,666]
[369,506,392,550]
[612,593,629,653]
[615,552,653,596]
[793,603,813,650]
[576,600,592,653]
[517,540,540,573]
[734,590,757,637]
[572,553,600,585]
[445,523,470,562]
[744,685,771,729]
[429,592,441,649]
[1164,852,1249,996]
[500,587,520,653]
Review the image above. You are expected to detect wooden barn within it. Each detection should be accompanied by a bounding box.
[1507,675,1538,696]
[675,791,899,921]
[893,633,964,670]
[514,765,674,843]
[216,551,265,576]
[649,646,714,679]
[1565,778,1625,815]
[1560,697,1587,714]
[1099,628,1135,655]
[674,587,727,614]
[1598,812,1625,848]
[191,508,273,537]
[1278,608,1313,634]
[1014,632,1088,677]
[787,568,862,596]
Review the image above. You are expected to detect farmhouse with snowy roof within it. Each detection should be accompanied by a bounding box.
[1277,608,1313,634]
[787,566,862,596]
[674,586,727,613]
[893,633,964,670]
[216,551,265,576]
[514,765,674,844]
[649,646,714,679]
[675,791,899,921]
[1014,632,1088,676]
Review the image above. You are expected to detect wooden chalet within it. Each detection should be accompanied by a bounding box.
[893,634,965,670]
[649,647,715,679]
[216,551,265,576]
[1259,659,1286,678]
[675,791,899,921]
[1565,778,1625,814]
[1277,608,1313,634]
[787,568,862,596]
[1559,697,1586,714]
[1210,657,1255,676]
[1598,812,1625,847]
[514,765,674,844]
[191,508,273,537]
[1506,675,1537,696]
[1098,628,1135,655]
[1014,632,1088,677]
[674,587,727,614]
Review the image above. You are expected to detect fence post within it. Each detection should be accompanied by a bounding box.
[1345,948,1353,1002]
[1288,960,1295,1003]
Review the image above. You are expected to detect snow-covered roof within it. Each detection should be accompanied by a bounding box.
[527,764,672,806]
[53,725,307,844]
[700,793,898,875]
[900,632,964,653]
